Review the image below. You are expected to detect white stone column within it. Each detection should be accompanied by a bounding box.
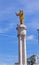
[16,24,27,65]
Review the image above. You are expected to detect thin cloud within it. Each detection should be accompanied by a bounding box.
[27,35,34,40]
[0,23,15,33]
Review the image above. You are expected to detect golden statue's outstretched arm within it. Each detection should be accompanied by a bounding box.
[16,13,20,16]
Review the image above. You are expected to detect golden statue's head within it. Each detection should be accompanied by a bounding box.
[20,10,23,15]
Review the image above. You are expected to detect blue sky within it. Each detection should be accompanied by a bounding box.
[0,0,39,65]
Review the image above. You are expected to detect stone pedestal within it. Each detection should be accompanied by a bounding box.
[15,24,27,65]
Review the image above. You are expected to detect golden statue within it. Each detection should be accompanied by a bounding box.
[16,10,24,25]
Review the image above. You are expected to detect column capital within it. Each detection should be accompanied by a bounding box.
[16,24,27,30]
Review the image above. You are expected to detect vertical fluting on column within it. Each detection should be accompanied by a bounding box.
[24,35,27,65]
[18,35,22,65]
[22,35,26,65]
[21,34,27,65]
